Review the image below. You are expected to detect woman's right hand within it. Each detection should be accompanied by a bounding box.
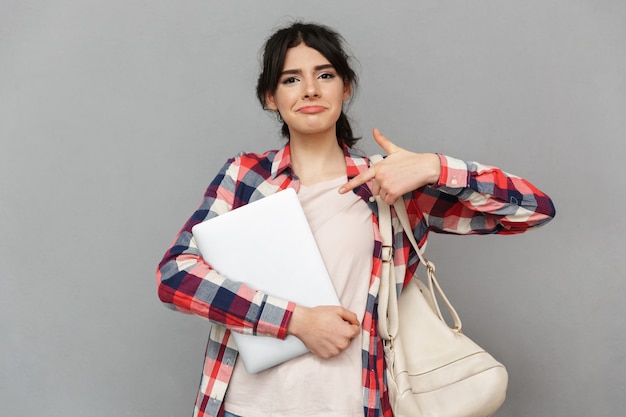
[287,305,361,359]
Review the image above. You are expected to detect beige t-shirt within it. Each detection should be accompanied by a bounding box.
[224,176,374,417]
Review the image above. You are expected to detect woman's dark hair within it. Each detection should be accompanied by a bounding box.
[256,22,360,148]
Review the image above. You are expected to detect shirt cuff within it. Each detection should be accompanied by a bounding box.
[255,296,296,340]
[435,154,470,189]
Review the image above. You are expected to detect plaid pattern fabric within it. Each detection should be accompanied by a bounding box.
[157,143,555,417]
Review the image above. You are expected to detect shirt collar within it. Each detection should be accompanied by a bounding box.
[270,141,375,202]
[344,145,375,203]
[270,143,293,179]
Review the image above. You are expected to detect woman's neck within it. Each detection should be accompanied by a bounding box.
[289,133,346,185]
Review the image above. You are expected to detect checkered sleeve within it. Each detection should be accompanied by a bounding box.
[411,154,556,235]
[156,157,294,339]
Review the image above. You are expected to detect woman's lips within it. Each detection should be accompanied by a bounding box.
[297,105,326,114]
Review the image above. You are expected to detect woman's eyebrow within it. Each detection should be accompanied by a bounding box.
[281,64,335,75]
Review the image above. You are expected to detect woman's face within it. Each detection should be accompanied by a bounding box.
[266,43,351,140]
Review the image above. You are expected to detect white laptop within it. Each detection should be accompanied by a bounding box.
[191,188,340,374]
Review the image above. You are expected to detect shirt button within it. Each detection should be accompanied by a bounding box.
[369,196,376,203]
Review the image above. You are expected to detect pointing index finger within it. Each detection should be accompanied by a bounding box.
[338,167,376,194]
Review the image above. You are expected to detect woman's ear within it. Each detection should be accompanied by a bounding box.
[265,92,278,111]
[343,82,352,101]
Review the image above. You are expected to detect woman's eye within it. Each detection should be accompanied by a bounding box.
[282,77,298,84]
[319,73,335,80]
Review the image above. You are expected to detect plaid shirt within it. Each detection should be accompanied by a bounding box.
[157,143,555,417]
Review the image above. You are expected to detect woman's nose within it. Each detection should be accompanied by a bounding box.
[303,79,320,98]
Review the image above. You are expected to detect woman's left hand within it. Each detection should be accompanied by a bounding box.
[338,129,441,204]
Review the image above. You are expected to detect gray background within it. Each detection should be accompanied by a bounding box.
[1,1,624,416]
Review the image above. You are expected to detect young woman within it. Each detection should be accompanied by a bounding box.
[157,22,555,417]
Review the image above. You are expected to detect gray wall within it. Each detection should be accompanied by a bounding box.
[1,1,624,416]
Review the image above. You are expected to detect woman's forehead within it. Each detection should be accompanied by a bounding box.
[282,44,332,69]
